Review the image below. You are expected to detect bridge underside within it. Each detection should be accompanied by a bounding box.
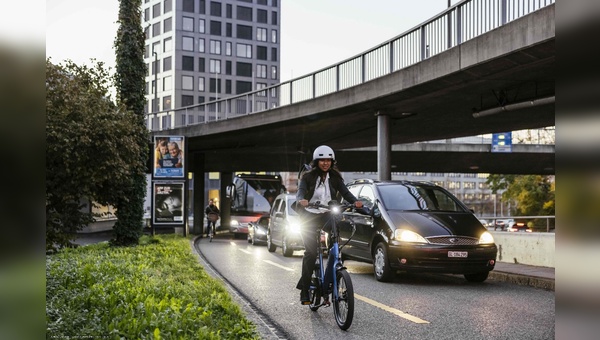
[158,6,555,175]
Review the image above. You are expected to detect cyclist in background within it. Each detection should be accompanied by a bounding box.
[295,145,362,305]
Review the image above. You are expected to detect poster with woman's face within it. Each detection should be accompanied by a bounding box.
[153,182,184,225]
[153,135,185,178]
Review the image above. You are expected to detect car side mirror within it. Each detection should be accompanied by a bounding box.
[371,199,382,218]
[225,184,235,199]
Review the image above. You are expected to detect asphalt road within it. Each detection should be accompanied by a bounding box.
[194,234,555,340]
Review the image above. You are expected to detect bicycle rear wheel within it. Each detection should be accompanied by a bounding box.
[333,269,354,330]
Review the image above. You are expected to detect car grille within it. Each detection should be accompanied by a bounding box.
[426,236,479,245]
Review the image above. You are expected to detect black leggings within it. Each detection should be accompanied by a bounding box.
[296,211,331,291]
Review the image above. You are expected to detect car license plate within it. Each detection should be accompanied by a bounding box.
[448,251,468,258]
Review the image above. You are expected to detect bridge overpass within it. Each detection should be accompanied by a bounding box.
[149,0,555,175]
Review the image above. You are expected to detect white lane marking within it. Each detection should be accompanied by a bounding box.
[239,249,252,255]
[263,260,295,272]
[355,294,430,324]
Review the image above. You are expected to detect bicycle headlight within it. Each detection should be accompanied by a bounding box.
[479,231,495,244]
[394,229,428,243]
[289,223,301,234]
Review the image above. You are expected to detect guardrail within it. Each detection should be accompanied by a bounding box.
[147,0,555,131]
[480,215,555,232]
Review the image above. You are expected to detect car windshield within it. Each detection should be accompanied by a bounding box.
[378,184,466,212]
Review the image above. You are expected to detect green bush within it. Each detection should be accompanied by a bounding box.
[46,235,259,339]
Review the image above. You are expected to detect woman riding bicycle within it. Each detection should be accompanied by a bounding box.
[295,145,363,305]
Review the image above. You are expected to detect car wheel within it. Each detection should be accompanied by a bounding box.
[267,230,276,252]
[373,242,392,282]
[282,234,294,257]
[464,272,489,282]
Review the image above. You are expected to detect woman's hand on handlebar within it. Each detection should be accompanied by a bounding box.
[299,199,309,207]
[353,201,363,209]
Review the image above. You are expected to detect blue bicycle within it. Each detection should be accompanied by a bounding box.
[305,201,368,330]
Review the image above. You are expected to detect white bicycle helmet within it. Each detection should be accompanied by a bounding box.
[313,145,335,161]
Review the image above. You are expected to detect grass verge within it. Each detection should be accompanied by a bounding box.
[46,234,259,339]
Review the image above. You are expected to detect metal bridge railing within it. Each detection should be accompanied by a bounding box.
[147,0,554,132]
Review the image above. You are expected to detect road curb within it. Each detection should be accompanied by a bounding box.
[489,271,554,291]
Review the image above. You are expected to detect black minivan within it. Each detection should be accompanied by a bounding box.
[340,179,497,282]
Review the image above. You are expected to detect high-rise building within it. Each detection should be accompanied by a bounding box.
[142,0,281,130]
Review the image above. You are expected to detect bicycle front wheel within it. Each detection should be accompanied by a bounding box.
[333,269,354,330]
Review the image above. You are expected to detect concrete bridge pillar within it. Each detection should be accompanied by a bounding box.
[377,112,391,181]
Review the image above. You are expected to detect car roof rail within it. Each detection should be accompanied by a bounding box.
[348,178,375,185]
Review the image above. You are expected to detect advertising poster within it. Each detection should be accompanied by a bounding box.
[153,182,185,225]
[153,135,185,178]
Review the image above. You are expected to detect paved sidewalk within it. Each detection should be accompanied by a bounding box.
[490,261,555,290]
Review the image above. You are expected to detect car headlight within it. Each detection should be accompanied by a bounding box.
[479,231,495,244]
[289,223,301,234]
[230,219,239,226]
[394,229,427,243]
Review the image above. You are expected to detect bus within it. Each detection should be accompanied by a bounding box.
[226,173,286,238]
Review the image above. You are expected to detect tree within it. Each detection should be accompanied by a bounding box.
[112,0,149,246]
[46,60,147,251]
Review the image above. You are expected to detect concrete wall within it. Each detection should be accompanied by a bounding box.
[493,232,555,268]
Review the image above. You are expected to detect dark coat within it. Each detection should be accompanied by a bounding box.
[296,169,358,204]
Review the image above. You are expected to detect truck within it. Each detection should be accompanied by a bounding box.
[226,173,286,239]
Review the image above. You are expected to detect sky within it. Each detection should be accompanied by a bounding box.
[46,0,457,81]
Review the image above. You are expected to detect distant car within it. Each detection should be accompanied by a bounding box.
[478,219,491,228]
[248,214,270,245]
[339,179,497,282]
[494,219,515,231]
[268,194,304,257]
[507,221,532,232]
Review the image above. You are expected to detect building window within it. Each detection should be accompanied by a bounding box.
[236,80,252,94]
[271,11,278,25]
[448,181,461,189]
[198,77,205,92]
[182,0,194,13]
[272,0,278,7]
[183,17,194,32]
[236,24,252,40]
[236,43,252,58]
[163,76,172,91]
[464,182,476,189]
[210,20,221,35]
[226,79,232,94]
[256,64,267,78]
[198,38,205,53]
[182,75,194,90]
[256,27,267,41]
[152,22,161,37]
[198,58,205,72]
[163,37,172,52]
[163,56,172,71]
[237,6,252,21]
[256,46,267,60]
[199,19,206,33]
[182,56,194,71]
[209,59,221,73]
[198,96,205,104]
[182,95,194,107]
[144,45,149,58]
[271,47,277,61]
[209,78,221,94]
[152,3,161,18]
[225,42,232,56]
[271,65,277,79]
[164,0,172,13]
[182,36,194,51]
[257,0,267,5]
[163,95,172,110]
[271,29,277,43]
[144,25,149,39]
[225,60,232,75]
[226,23,232,37]
[209,40,221,54]
[226,4,232,18]
[152,41,160,54]
[257,9,267,23]
[152,59,160,74]
[256,83,267,97]
[236,62,252,77]
[164,17,172,32]
[199,0,206,14]
[144,8,150,22]
[270,87,277,98]
[210,1,221,16]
